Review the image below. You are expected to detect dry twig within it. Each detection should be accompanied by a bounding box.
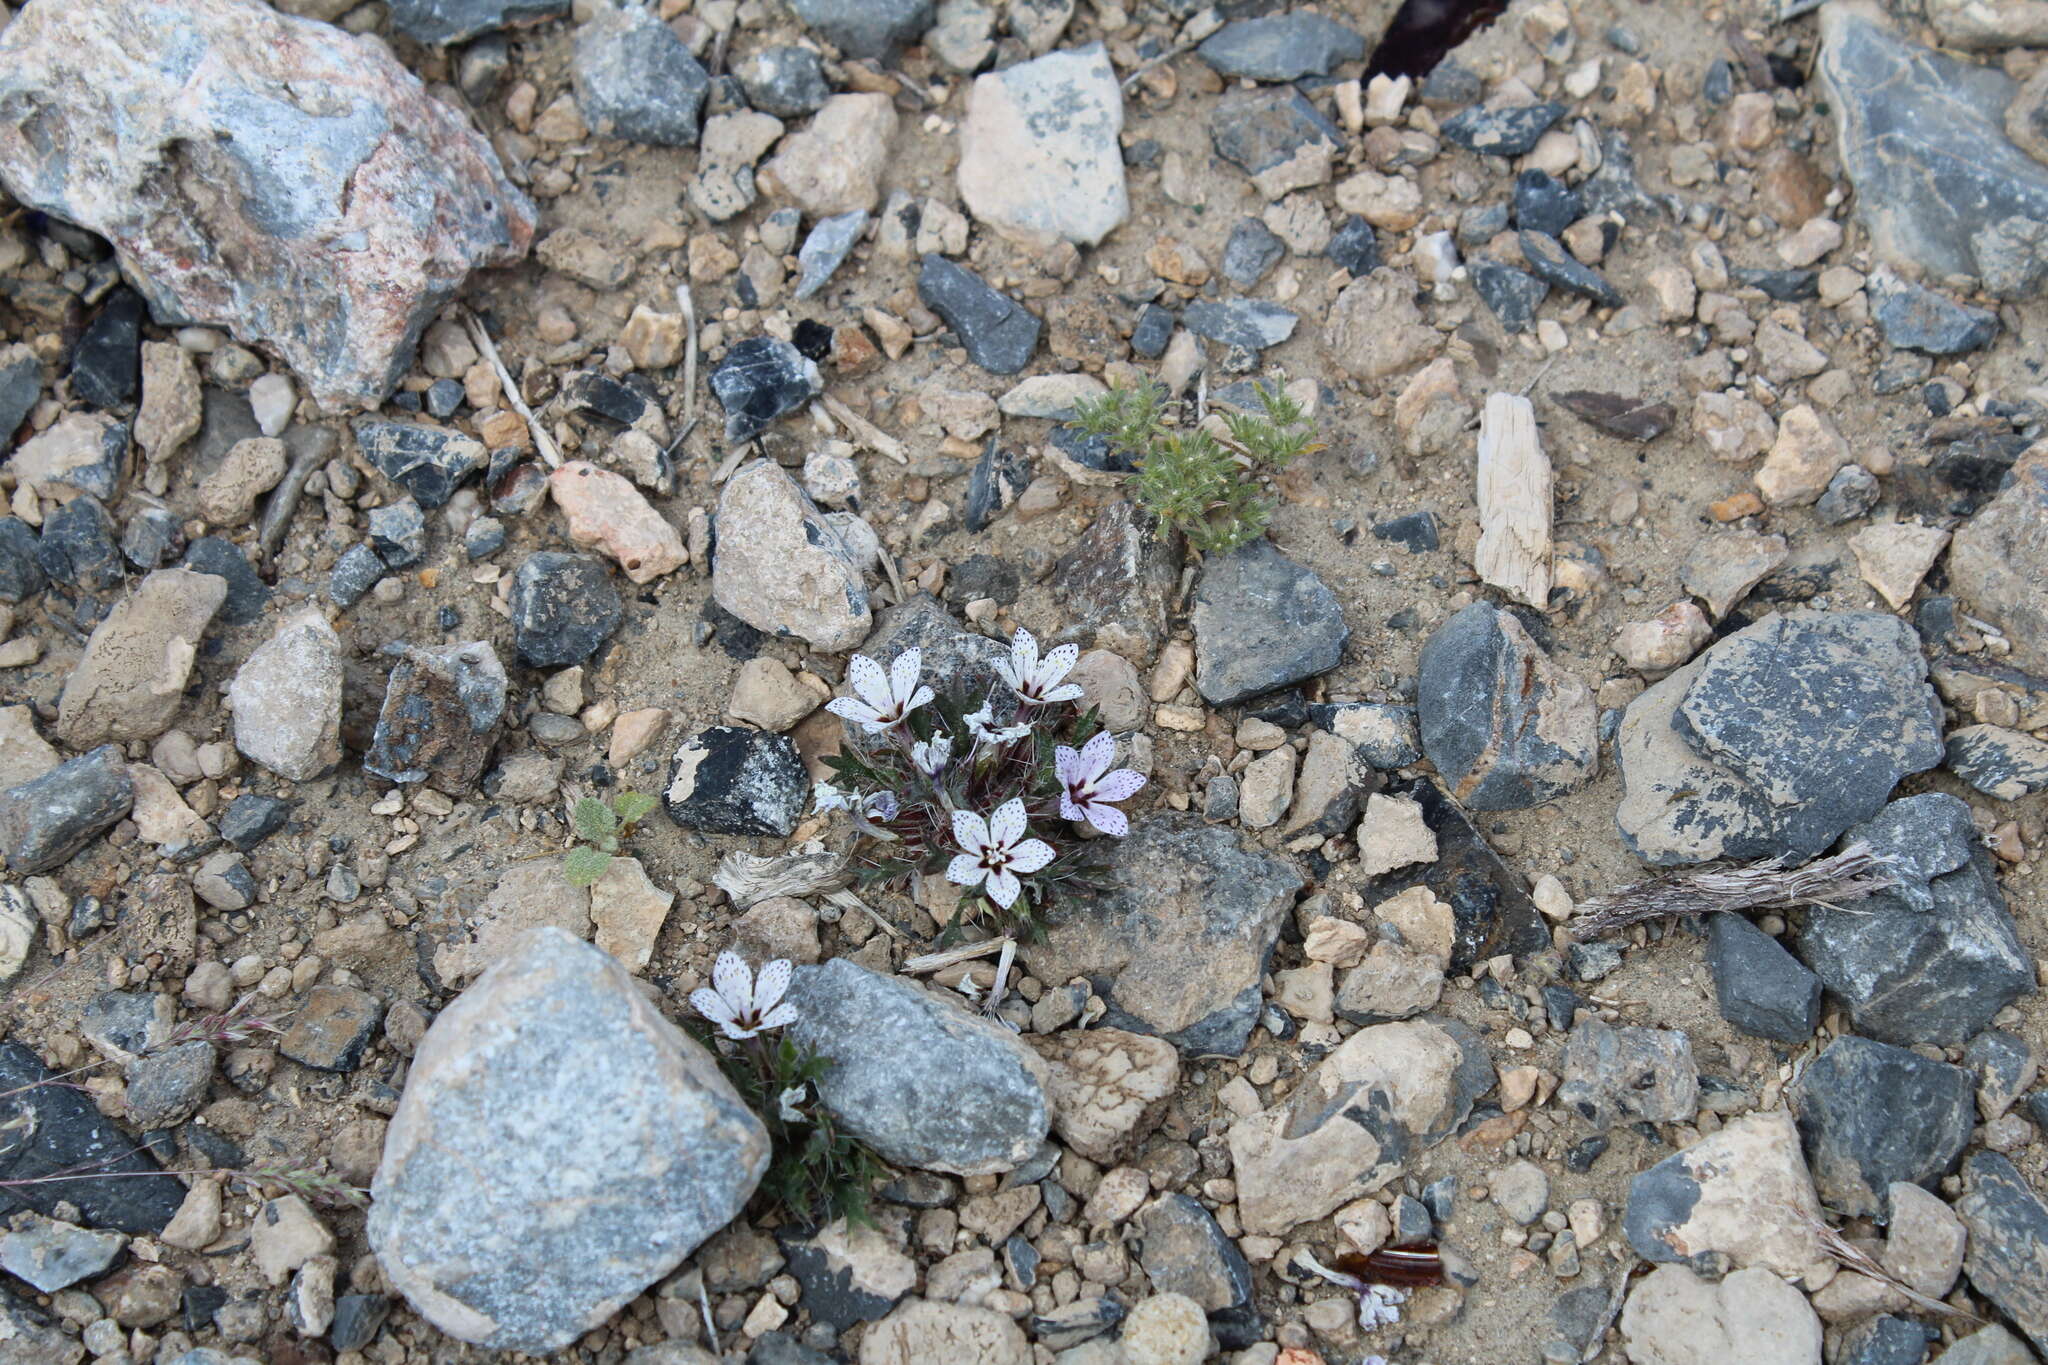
[820,393,907,464]
[1811,1220,1982,1324]
[674,282,698,429]
[463,309,560,467]
[1569,841,1893,941]
[713,846,849,908]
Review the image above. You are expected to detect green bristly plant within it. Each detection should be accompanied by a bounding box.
[563,790,659,886]
[1069,379,1324,553]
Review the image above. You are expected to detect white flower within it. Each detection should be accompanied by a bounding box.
[689,951,797,1040]
[964,699,1032,746]
[995,628,1083,705]
[1296,1252,1407,1331]
[945,799,1055,909]
[1055,730,1147,837]
[812,782,852,814]
[778,1084,808,1123]
[826,649,933,733]
[910,732,951,775]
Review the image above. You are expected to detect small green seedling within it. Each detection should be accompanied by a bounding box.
[563,790,660,886]
[1070,379,1324,553]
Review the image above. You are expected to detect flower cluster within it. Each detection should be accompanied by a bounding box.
[812,628,1147,937]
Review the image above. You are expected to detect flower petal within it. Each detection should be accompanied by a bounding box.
[825,697,879,726]
[989,798,1027,848]
[1080,728,1117,776]
[1093,769,1148,802]
[719,1019,759,1041]
[1041,683,1086,704]
[1053,745,1081,786]
[985,867,1021,907]
[845,654,890,711]
[946,853,985,887]
[690,987,737,1027]
[758,1002,798,1031]
[904,683,934,716]
[1058,792,1087,823]
[951,808,989,853]
[711,951,751,1009]
[754,958,794,1013]
[1011,628,1039,676]
[1084,802,1129,837]
[1039,641,1079,683]
[889,648,923,706]
[1007,837,1055,874]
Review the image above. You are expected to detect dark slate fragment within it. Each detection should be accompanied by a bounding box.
[330,1293,392,1353]
[1946,724,2048,799]
[1469,258,1548,333]
[0,1041,184,1233]
[1520,230,1624,308]
[1730,267,1819,301]
[463,516,506,560]
[0,517,45,602]
[1326,214,1380,275]
[918,255,1041,375]
[328,543,386,609]
[1817,464,1882,525]
[786,0,934,58]
[1705,913,1820,1043]
[1181,299,1297,351]
[1312,701,1422,770]
[736,46,832,118]
[1870,273,1999,355]
[121,506,184,571]
[1956,1152,2048,1356]
[368,498,429,569]
[1197,13,1363,82]
[1222,218,1286,288]
[1512,169,1582,237]
[1372,510,1438,552]
[1208,87,1342,182]
[278,984,385,1072]
[1964,1029,2036,1120]
[1030,1297,1124,1350]
[425,377,464,419]
[387,0,569,44]
[353,420,486,508]
[794,210,868,301]
[1130,304,1175,360]
[1841,1316,1932,1365]
[1191,539,1347,706]
[663,726,807,836]
[364,641,508,795]
[572,2,711,147]
[1048,421,1131,475]
[1135,1193,1262,1348]
[1367,778,1550,974]
[710,337,823,444]
[0,745,133,875]
[1553,390,1673,442]
[1416,602,1598,810]
[965,439,1031,533]
[1441,101,1567,157]
[36,496,124,593]
[509,552,622,667]
[1792,1034,1975,1217]
[558,370,655,428]
[0,346,39,445]
[219,794,294,852]
[181,536,268,625]
[69,288,144,410]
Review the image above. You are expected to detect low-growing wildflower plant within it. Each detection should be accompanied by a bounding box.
[688,950,882,1228]
[813,628,1147,940]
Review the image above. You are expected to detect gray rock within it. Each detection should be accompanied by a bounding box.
[1556,1017,1698,1132]
[367,498,427,569]
[1196,14,1364,83]
[736,47,831,118]
[354,420,487,509]
[662,726,807,837]
[1819,5,2048,296]
[1937,1326,2038,1365]
[1365,778,1550,974]
[0,746,133,875]
[35,497,124,594]
[784,958,1049,1176]
[1956,1153,2048,1354]
[364,641,508,795]
[1018,815,1302,1056]
[82,990,172,1064]
[181,536,267,625]
[1514,169,1583,238]
[1949,447,2048,674]
[1135,1194,1260,1348]
[1208,88,1341,195]
[1792,1035,1974,1217]
[1841,1315,1932,1365]
[1192,540,1347,706]
[0,0,535,410]
[793,211,868,301]
[1030,1296,1125,1349]
[1945,723,2048,799]
[388,0,568,44]
[1180,299,1298,352]
[123,1042,214,1129]
[1706,914,1820,1043]
[1470,258,1549,333]
[1869,270,1998,353]
[0,1041,185,1233]
[278,984,385,1072]
[0,346,40,448]
[330,1293,391,1353]
[1618,611,1944,864]
[574,3,710,146]
[712,462,870,652]
[1795,794,2032,1046]
[1817,464,1882,525]
[1221,218,1285,288]
[328,543,386,608]
[856,593,1010,707]
[787,0,934,58]
[120,506,183,571]
[956,44,1127,249]
[1417,602,1599,810]
[1051,500,1180,659]
[0,1215,126,1293]
[1313,702,1422,770]
[1441,102,1567,157]
[0,517,45,602]
[964,438,1030,534]
[370,928,767,1354]
[1965,1029,2037,1120]
[1327,213,1381,275]
[1520,229,1624,309]
[710,337,824,443]
[918,255,1042,375]
[510,552,622,667]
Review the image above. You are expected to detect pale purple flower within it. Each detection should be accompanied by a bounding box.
[1297,1252,1407,1331]
[812,781,852,814]
[945,799,1054,909]
[911,732,951,776]
[863,790,899,821]
[690,951,797,1040]
[778,1084,808,1122]
[826,649,932,733]
[964,699,1032,746]
[1055,731,1147,836]
[996,628,1083,705]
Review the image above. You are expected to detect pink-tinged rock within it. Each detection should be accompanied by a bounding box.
[547,462,686,584]
[0,0,535,411]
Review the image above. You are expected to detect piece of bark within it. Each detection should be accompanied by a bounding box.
[1475,392,1553,608]
[1552,389,1674,442]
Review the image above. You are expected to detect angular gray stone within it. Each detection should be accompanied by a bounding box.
[0,746,134,876]
[510,552,622,667]
[1441,102,1568,157]
[1417,602,1599,810]
[1135,1194,1260,1348]
[1221,218,1285,288]
[0,1042,185,1234]
[1795,794,2032,1046]
[388,0,569,44]
[0,0,535,410]
[793,210,868,301]
[855,593,1010,706]
[1868,270,1998,353]
[123,1041,214,1129]
[736,47,831,119]
[370,928,768,1354]
[711,337,824,443]
[1706,913,1820,1043]
[1956,1153,2048,1355]
[1018,815,1302,1056]
[573,3,710,147]
[1556,1017,1698,1132]
[1208,87,1341,197]
[1945,723,2048,799]
[1192,540,1347,706]
[1792,1035,1974,1218]
[1196,14,1364,83]
[1180,299,1298,351]
[364,641,508,796]
[918,255,1041,375]
[1819,5,2048,296]
[354,420,488,509]
[787,0,934,58]
[0,1215,126,1293]
[784,958,1049,1177]
[1051,501,1179,659]
[662,726,807,837]
[712,462,870,652]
